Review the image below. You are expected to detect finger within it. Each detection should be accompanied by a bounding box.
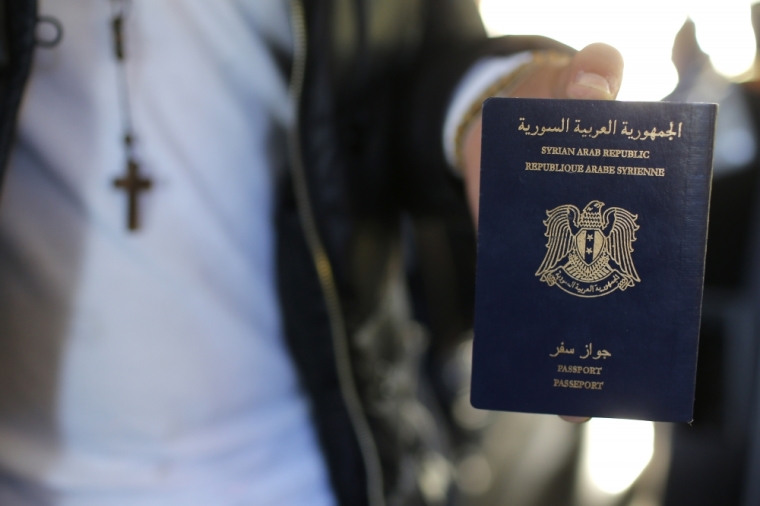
[560,415,591,423]
[462,118,482,222]
[561,43,624,100]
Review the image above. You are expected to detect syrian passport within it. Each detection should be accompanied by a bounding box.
[471,98,717,422]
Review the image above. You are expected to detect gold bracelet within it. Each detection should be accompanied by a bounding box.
[453,50,571,172]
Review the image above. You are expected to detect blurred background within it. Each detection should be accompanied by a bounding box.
[440,1,760,505]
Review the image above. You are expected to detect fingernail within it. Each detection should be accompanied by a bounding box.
[569,71,612,98]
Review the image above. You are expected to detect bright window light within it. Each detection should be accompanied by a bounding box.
[479,0,758,101]
[583,418,655,495]
[690,2,756,77]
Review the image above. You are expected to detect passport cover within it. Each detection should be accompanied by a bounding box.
[471,98,716,422]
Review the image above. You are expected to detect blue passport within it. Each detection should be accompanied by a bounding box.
[471,98,716,422]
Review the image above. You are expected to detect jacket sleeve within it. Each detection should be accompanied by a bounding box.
[395,0,573,216]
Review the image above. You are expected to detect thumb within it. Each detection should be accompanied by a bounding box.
[560,43,624,100]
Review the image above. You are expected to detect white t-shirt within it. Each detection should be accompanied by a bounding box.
[0,1,335,504]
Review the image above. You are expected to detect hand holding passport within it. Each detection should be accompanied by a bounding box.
[470,98,716,422]
[459,43,624,220]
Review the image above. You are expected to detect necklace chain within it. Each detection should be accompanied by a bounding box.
[110,0,134,153]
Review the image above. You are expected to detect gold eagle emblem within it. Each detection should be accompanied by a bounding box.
[535,200,640,297]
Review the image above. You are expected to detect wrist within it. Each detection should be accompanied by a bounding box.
[452,51,571,172]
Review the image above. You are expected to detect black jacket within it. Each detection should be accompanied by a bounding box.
[0,2,568,505]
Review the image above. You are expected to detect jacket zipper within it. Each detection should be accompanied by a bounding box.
[287,2,385,506]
